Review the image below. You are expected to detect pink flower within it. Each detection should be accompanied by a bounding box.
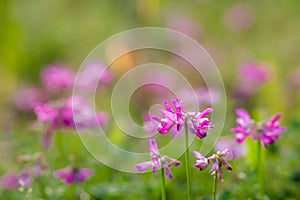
[154,99,186,134]
[150,99,214,139]
[231,109,256,143]
[187,108,214,139]
[135,139,181,179]
[54,166,94,184]
[34,96,110,148]
[231,109,286,148]
[41,64,75,91]
[1,170,33,190]
[259,114,287,148]
[194,149,232,182]
[76,61,114,91]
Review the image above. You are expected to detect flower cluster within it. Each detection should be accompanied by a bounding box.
[136,139,181,179]
[35,96,109,148]
[194,149,232,182]
[0,153,49,190]
[53,166,94,185]
[150,99,214,139]
[231,109,286,147]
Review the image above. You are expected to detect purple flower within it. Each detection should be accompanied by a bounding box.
[53,166,94,184]
[34,95,110,148]
[41,64,75,91]
[231,109,256,143]
[194,149,232,182]
[0,170,33,190]
[135,139,181,179]
[187,108,214,139]
[259,114,287,148]
[154,99,186,134]
[231,109,286,148]
[150,99,214,139]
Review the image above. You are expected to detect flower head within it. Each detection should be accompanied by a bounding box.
[259,114,287,148]
[34,95,110,148]
[231,109,256,143]
[150,99,214,139]
[41,64,75,91]
[231,109,286,148]
[0,170,33,190]
[194,149,232,182]
[53,166,94,184]
[135,139,181,179]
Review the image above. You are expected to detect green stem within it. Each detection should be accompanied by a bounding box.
[257,141,264,199]
[184,120,191,200]
[212,173,218,200]
[161,167,166,200]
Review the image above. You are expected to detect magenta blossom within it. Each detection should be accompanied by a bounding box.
[135,139,181,179]
[231,109,256,143]
[150,99,214,139]
[259,114,287,148]
[34,95,110,148]
[1,170,33,190]
[41,64,75,91]
[231,109,286,148]
[194,149,232,182]
[54,166,94,184]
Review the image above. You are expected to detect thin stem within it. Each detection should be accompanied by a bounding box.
[212,173,218,200]
[161,167,166,200]
[257,141,264,199]
[184,120,191,200]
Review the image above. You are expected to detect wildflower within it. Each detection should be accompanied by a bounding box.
[231,109,256,143]
[76,61,115,91]
[231,109,286,148]
[53,166,94,184]
[194,149,232,182]
[135,139,181,179]
[34,95,110,148]
[0,170,33,190]
[150,99,214,139]
[259,114,287,148]
[41,64,75,91]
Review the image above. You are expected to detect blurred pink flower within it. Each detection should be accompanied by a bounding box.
[136,139,181,179]
[233,61,272,103]
[1,170,33,190]
[231,109,256,143]
[41,64,75,91]
[53,166,94,184]
[34,95,110,148]
[166,14,204,39]
[76,61,114,91]
[231,109,286,148]
[223,3,255,32]
[13,87,49,111]
[259,114,287,148]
